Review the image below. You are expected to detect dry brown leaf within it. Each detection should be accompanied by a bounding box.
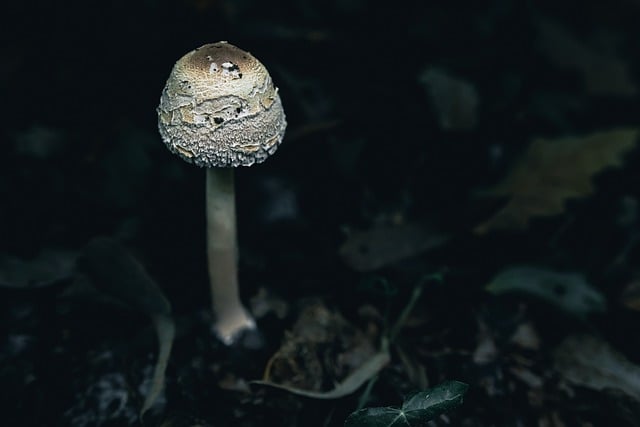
[340,222,449,271]
[251,351,390,399]
[475,128,638,234]
[256,300,381,399]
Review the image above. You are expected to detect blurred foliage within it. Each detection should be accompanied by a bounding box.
[486,266,606,318]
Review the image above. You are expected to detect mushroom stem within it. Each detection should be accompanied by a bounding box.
[206,167,256,344]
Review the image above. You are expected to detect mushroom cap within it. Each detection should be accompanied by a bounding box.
[157,42,287,168]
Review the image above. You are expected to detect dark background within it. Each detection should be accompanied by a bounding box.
[2,0,640,426]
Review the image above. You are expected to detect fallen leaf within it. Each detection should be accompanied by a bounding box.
[0,249,76,288]
[509,322,541,351]
[77,237,171,316]
[142,314,175,417]
[77,237,175,418]
[419,67,479,131]
[253,300,382,399]
[554,334,640,400]
[536,18,637,97]
[249,287,289,320]
[475,128,638,234]
[472,319,497,365]
[537,412,567,427]
[252,351,390,399]
[486,266,606,318]
[508,366,544,389]
[340,223,449,272]
[217,373,251,393]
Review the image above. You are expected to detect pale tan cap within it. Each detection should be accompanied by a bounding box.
[157,42,287,167]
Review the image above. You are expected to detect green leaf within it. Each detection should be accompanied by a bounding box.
[402,381,469,411]
[486,266,606,318]
[344,381,468,427]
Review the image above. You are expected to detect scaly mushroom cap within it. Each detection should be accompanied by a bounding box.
[157,42,287,167]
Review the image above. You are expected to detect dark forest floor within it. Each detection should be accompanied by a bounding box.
[2,1,640,426]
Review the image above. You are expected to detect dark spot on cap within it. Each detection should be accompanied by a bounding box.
[214,117,224,124]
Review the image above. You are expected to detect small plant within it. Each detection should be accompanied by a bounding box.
[345,380,469,427]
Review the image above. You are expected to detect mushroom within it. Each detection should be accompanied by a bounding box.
[157,42,286,344]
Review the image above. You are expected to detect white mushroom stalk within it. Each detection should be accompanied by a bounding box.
[157,42,287,344]
[206,167,254,343]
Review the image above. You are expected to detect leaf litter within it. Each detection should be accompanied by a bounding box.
[475,128,638,234]
[554,334,640,400]
[253,300,388,399]
[485,266,606,318]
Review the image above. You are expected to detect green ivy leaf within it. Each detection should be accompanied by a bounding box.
[402,381,468,411]
[344,381,468,427]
